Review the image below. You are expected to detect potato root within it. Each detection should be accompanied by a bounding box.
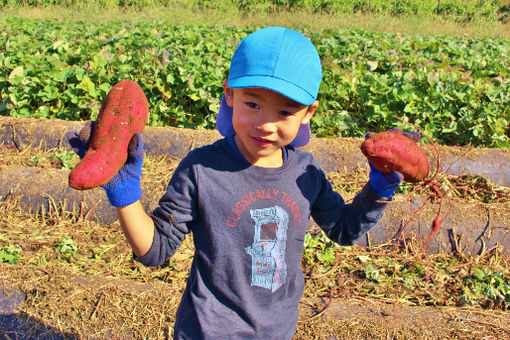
[69,80,149,190]
[360,130,430,182]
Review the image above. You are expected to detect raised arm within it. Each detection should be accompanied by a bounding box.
[116,201,155,257]
[66,125,155,257]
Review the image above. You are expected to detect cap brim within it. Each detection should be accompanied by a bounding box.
[228,75,315,106]
[216,95,311,147]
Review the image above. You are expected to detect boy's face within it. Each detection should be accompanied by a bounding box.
[223,80,318,168]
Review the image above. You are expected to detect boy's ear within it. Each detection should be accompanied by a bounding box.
[301,100,319,124]
[223,79,233,107]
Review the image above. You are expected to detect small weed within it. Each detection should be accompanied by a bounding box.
[304,232,338,266]
[91,243,117,261]
[364,263,380,282]
[49,150,77,169]
[461,268,510,309]
[56,236,78,262]
[0,243,22,264]
[23,149,79,169]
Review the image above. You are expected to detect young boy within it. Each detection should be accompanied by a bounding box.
[67,27,402,339]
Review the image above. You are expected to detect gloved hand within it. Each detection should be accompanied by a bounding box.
[368,161,403,197]
[65,122,144,207]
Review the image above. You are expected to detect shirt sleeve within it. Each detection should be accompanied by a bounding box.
[310,167,391,245]
[134,155,198,267]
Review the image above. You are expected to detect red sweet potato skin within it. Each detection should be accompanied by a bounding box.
[69,80,149,190]
[360,130,430,182]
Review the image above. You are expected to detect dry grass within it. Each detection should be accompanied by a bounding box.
[2,5,509,39]
[0,181,510,339]
[1,188,509,339]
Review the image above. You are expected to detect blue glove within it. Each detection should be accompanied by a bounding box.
[368,161,403,198]
[65,122,144,207]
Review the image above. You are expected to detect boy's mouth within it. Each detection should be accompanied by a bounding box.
[252,136,273,147]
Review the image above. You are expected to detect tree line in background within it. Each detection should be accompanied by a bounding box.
[1,0,509,23]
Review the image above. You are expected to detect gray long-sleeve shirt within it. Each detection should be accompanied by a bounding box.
[136,136,390,339]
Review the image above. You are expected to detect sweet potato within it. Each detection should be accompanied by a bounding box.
[360,130,430,182]
[69,80,149,190]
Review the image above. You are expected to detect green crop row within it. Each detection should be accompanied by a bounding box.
[1,0,509,23]
[0,16,509,147]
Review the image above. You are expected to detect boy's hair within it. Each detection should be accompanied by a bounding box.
[216,27,322,147]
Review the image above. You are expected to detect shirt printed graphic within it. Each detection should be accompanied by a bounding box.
[245,206,288,292]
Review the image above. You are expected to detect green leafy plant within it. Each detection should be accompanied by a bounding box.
[461,268,510,308]
[91,243,117,261]
[49,150,77,169]
[1,17,508,148]
[55,236,78,262]
[364,263,380,282]
[0,243,22,264]
[303,232,338,266]
[27,149,78,169]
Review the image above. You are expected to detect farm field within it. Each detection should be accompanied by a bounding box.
[1,15,509,147]
[1,1,509,339]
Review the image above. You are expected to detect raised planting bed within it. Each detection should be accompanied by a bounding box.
[1,116,509,254]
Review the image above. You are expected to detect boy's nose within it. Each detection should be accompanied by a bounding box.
[253,115,277,133]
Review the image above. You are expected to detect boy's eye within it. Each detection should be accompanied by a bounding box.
[279,110,294,117]
[246,102,259,109]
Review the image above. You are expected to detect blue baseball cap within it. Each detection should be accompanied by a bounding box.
[216,27,322,147]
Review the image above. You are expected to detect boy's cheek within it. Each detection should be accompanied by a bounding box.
[232,113,249,130]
